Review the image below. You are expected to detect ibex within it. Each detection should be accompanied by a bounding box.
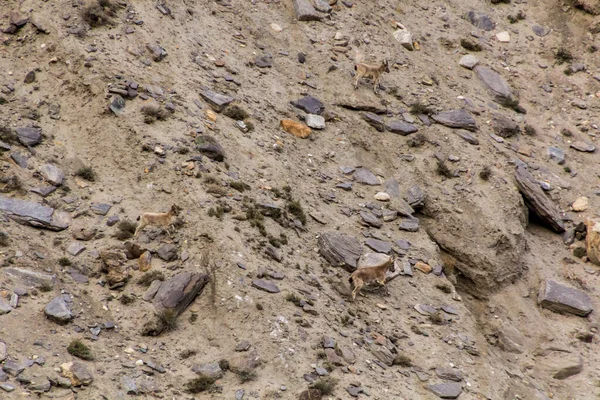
[349,256,394,300]
[134,204,180,238]
[354,59,390,94]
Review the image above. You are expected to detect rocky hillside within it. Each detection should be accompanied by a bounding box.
[2,0,600,398]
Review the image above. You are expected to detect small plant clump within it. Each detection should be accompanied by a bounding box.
[286,200,307,225]
[311,379,338,396]
[120,294,135,305]
[141,104,170,124]
[555,48,574,65]
[435,282,453,294]
[409,102,434,116]
[0,126,17,144]
[392,354,413,367]
[81,0,119,28]
[460,38,482,52]
[285,293,303,306]
[236,370,257,383]
[185,376,216,393]
[137,270,165,287]
[58,257,72,267]
[436,160,454,178]
[158,309,178,332]
[479,166,492,181]
[498,96,526,114]
[0,231,8,247]
[114,219,137,240]
[223,104,249,120]
[75,166,96,182]
[268,233,288,248]
[207,206,225,219]
[67,339,94,361]
[39,283,53,292]
[180,349,197,359]
[229,181,250,192]
[524,124,537,136]
[407,133,426,148]
[0,175,23,194]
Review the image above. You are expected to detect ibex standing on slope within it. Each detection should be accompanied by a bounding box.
[134,204,180,239]
[354,52,390,94]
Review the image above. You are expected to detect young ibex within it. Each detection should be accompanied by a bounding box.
[134,204,180,238]
[354,59,390,94]
[349,256,394,300]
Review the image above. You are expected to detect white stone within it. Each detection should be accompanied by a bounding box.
[374,192,391,201]
[305,114,326,130]
[393,26,413,51]
[496,31,510,43]
[270,23,282,32]
[459,55,479,70]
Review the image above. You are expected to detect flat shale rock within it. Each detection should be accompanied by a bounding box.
[252,279,280,293]
[318,232,363,272]
[196,135,226,161]
[1,267,56,288]
[386,120,418,135]
[475,66,513,103]
[427,382,463,398]
[365,238,392,254]
[360,211,382,228]
[0,196,71,231]
[61,361,93,386]
[538,280,593,316]
[353,168,380,185]
[16,127,42,146]
[493,115,520,138]
[536,351,583,380]
[432,110,477,131]
[570,141,596,152]
[44,296,74,324]
[292,95,324,114]
[335,99,387,114]
[200,89,234,112]
[456,130,479,145]
[0,298,12,315]
[148,272,209,313]
[465,11,495,31]
[514,165,565,233]
[192,362,223,379]
[361,112,385,132]
[293,0,322,21]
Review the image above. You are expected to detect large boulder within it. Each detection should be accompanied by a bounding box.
[44,296,74,324]
[0,196,71,231]
[538,280,593,316]
[317,232,363,272]
[422,182,527,295]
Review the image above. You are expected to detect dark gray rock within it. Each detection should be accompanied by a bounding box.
[39,164,65,186]
[254,55,272,68]
[362,112,385,132]
[0,298,12,315]
[10,152,27,168]
[251,279,280,293]
[107,215,120,226]
[44,296,74,324]
[514,165,565,233]
[456,130,479,145]
[318,232,363,272]
[538,280,593,316]
[196,134,225,161]
[353,168,380,185]
[465,11,495,31]
[386,120,418,135]
[384,178,401,198]
[369,344,394,366]
[322,336,335,349]
[2,267,56,288]
[146,44,167,61]
[24,71,36,84]
[0,196,71,231]
[435,367,463,382]
[571,141,596,153]
[360,211,383,228]
[67,242,86,256]
[532,25,550,37]
[91,203,111,216]
[475,66,513,103]
[547,146,566,165]
[365,238,392,254]
[336,99,387,114]
[399,216,419,232]
[192,362,223,379]
[336,182,352,191]
[30,186,57,198]
[109,95,125,116]
[265,245,282,262]
[432,110,477,131]
[200,89,234,112]
[235,340,251,352]
[0,383,14,392]
[293,0,322,21]
[493,115,520,138]
[427,382,463,398]
[292,95,324,114]
[16,127,42,146]
[157,244,178,261]
[2,360,24,377]
[122,376,138,395]
[405,185,426,209]
[62,361,93,386]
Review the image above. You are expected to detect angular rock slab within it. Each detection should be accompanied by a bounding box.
[361,112,385,132]
[465,11,495,31]
[538,280,592,316]
[536,351,583,380]
[1,267,56,288]
[292,95,324,115]
[353,168,380,185]
[318,232,363,272]
[293,0,322,21]
[432,110,477,131]
[149,272,209,314]
[16,127,42,147]
[251,279,280,293]
[514,165,565,233]
[386,120,418,135]
[61,361,93,386]
[357,253,392,269]
[0,196,71,231]
[44,296,74,324]
[200,89,234,112]
[39,164,65,186]
[475,66,513,103]
[428,382,463,399]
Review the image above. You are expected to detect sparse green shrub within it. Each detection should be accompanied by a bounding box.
[436,160,453,178]
[0,232,8,247]
[114,219,137,240]
[460,38,482,52]
[158,309,178,332]
[75,166,96,182]
[236,370,257,383]
[311,379,337,396]
[286,200,307,225]
[408,133,426,147]
[392,354,413,367]
[285,293,302,306]
[230,181,250,192]
[555,48,574,65]
[137,270,165,287]
[185,376,215,393]
[81,0,118,28]
[58,257,72,267]
[524,124,537,136]
[479,166,492,181]
[409,102,433,116]
[67,339,94,360]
